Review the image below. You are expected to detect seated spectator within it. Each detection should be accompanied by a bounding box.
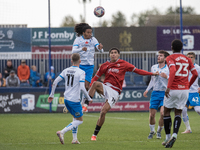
[3,60,17,78]
[44,66,55,86]
[6,70,20,87]
[0,73,6,87]
[17,60,30,83]
[29,65,42,87]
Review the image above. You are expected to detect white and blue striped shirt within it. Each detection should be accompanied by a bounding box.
[189,63,200,93]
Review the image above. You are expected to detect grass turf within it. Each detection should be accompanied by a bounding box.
[0,111,200,150]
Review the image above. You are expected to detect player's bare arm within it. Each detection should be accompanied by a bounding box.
[143,90,148,97]
[48,97,53,103]
[165,88,170,98]
[152,71,159,76]
[98,43,103,50]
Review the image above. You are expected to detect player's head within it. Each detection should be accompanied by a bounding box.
[187,52,195,64]
[74,23,92,39]
[71,53,81,65]
[109,47,120,62]
[171,39,183,52]
[157,50,170,64]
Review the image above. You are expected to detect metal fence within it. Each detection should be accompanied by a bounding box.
[1,50,200,84]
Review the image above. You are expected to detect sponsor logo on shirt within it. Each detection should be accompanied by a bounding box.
[107,68,119,73]
[178,85,186,88]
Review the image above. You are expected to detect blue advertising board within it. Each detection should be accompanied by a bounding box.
[0,28,31,52]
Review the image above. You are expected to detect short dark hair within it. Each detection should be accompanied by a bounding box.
[109,47,120,54]
[171,39,183,52]
[187,52,195,58]
[71,53,80,64]
[158,50,170,58]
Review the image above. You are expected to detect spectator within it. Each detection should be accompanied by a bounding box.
[17,60,30,83]
[29,65,42,87]
[0,73,6,87]
[3,60,17,78]
[6,70,20,87]
[44,66,55,86]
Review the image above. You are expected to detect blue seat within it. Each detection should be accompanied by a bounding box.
[20,82,30,87]
[124,72,134,86]
[133,75,146,86]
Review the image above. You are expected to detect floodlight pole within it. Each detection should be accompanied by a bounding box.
[180,0,183,53]
[48,0,52,113]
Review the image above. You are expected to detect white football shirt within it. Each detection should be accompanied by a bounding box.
[189,63,200,93]
[72,36,103,65]
[146,64,169,91]
[59,66,85,102]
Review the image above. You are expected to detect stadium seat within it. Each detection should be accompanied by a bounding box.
[133,75,146,86]
[124,72,134,86]
[20,82,30,87]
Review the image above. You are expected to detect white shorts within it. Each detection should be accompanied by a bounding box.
[164,90,189,110]
[102,83,120,108]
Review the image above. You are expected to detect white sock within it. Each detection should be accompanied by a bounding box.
[157,126,163,133]
[166,134,171,140]
[72,118,78,140]
[61,119,83,134]
[182,106,191,131]
[149,124,155,132]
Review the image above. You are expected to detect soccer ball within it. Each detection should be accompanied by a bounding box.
[94,6,105,17]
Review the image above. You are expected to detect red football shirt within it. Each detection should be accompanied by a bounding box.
[92,59,153,94]
[166,53,196,90]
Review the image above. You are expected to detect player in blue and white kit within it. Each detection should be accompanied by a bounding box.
[143,50,170,139]
[182,52,200,134]
[48,53,92,144]
[72,23,103,112]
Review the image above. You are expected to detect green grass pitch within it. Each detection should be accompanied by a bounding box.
[0,111,200,150]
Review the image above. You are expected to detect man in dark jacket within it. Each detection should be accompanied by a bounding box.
[3,60,17,78]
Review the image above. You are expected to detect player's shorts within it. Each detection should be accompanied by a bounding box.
[64,99,83,118]
[102,83,120,108]
[186,92,200,106]
[79,65,94,83]
[149,91,165,110]
[164,89,189,110]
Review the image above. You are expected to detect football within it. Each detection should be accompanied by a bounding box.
[94,6,105,17]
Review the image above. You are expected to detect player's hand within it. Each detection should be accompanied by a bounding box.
[198,87,200,93]
[89,99,93,104]
[160,72,168,79]
[98,43,103,50]
[152,71,159,76]
[165,88,170,98]
[143,90,148,97]
[82,47,87,51]
[48,97,53,103]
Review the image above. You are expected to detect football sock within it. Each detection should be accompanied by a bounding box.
[94,125,101,136]
[163,116,172,134]
[72,127,78,140]
[61,119,83,134]
[173,115,181,134]
[72,118,78,140]
[182,106,191,131]
[149,124,155,132]
[157,125,163,133]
